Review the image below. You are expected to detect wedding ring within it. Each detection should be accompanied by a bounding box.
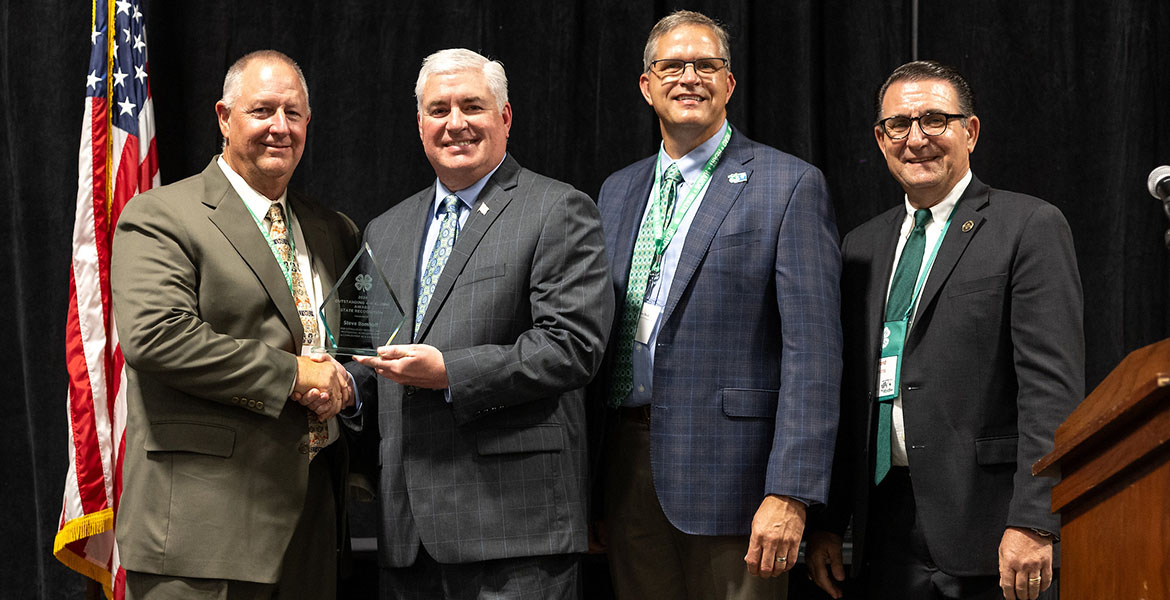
[775,556,787,563]
[1028,576,1042,584]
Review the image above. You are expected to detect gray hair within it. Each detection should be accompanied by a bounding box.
[220,50,310,112]
[415,48,509,113]
[642,10,731,73]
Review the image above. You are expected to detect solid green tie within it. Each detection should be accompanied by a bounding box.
[608,163,684,407]
[875,208,932,484]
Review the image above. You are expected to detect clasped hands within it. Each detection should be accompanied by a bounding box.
[292,353,352,421]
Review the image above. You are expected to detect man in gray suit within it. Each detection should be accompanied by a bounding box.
[112,50,359,598]
[350,48,613,599]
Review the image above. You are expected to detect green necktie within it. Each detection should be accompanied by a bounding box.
[608,163,684,407]
[875,208,932,484]
[415,194,460,338]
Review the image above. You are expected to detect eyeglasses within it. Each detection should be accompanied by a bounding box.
[648,58,729,80]
[875,112,966,140]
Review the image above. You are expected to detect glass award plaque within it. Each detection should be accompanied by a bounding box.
[315,242,406,356]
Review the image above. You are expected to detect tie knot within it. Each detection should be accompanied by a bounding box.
[440,194,460,216]
[913,208,932,230]
[266,202,285,223]
[663,163,683,186]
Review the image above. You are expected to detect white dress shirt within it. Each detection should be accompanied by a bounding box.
[886,169,972,466]
[217,156,339,445]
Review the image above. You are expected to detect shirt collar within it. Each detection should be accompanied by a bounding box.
[432,154,507,217]
[903,169,973,225]
[217,155,288,220]
[656,120,730,185]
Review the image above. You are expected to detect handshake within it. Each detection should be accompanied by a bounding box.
[291,353,353,421]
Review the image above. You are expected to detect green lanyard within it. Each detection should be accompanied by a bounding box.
[242,198,299,296]
[648,124,732,278]
[901,201,958,323]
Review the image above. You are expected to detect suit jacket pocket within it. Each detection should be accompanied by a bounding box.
[974,434,1018,465]
[144,421,236,458]
[454,264,508,289]
[477,424,565,455]
[721,388,779,419]
[947,273,1007,298]
[708,228,762,253]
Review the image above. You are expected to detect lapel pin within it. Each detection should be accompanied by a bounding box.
[961,220,974,232]
[728,172,748,184]
[478,202,490,215]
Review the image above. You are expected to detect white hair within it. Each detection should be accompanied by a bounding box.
[414,48,508,112]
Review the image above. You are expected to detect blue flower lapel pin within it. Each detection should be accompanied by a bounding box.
[727,172,748,184]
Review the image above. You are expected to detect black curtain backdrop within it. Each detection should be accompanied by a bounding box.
[4,1,1168,597]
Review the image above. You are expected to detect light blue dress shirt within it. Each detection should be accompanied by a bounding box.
[417,156,506,289]
[624,121,729,407]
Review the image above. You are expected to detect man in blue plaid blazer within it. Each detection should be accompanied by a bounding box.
[588,10,842,600]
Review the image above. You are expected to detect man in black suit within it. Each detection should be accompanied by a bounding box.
[806,61,1083,600]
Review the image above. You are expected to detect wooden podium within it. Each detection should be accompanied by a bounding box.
[1034,338,1170,599]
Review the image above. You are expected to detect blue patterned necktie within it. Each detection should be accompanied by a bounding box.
[875,208,932,484]
[415,194,461,337]
[608,163,684,407]
[266,202,327,461]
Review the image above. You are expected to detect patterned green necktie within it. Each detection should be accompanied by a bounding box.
[875,208,932,484]
[608,163,684,407]
[415,194,460,338]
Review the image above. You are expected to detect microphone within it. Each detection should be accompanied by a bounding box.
[1148,165,1170,200]
[1150,166,1170,249]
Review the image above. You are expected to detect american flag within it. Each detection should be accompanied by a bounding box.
[55,0,159,597]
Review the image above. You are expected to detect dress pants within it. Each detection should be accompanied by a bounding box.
[125,443,340,600]
[603,410,787,600]
[864,467,1059,600]
[379,544,579,600]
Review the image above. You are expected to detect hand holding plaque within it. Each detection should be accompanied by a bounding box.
[315,242,406,356]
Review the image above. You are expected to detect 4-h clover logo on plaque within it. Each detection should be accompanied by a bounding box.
[315,243,405,356]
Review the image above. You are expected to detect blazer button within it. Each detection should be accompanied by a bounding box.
[298,442,309,455]
[247,399,256,408]
[405,386,416,397]
[231,396,239,404]
[256,401,264,410]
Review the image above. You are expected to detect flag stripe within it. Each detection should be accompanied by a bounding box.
[57,1,157,597]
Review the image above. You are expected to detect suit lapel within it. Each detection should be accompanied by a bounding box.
[204,162,303,349]
[611,160,656,301]
[291,194,341,343]
[414,156,518,342]
[907,177,989,347]
[388,190,432,343]
[865,208,905,364]
[661,132,752,325]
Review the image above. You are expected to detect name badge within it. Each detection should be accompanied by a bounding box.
[877,319,907,401]
[634,302,662,345]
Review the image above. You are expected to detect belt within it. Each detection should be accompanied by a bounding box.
[618,405,652,425]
